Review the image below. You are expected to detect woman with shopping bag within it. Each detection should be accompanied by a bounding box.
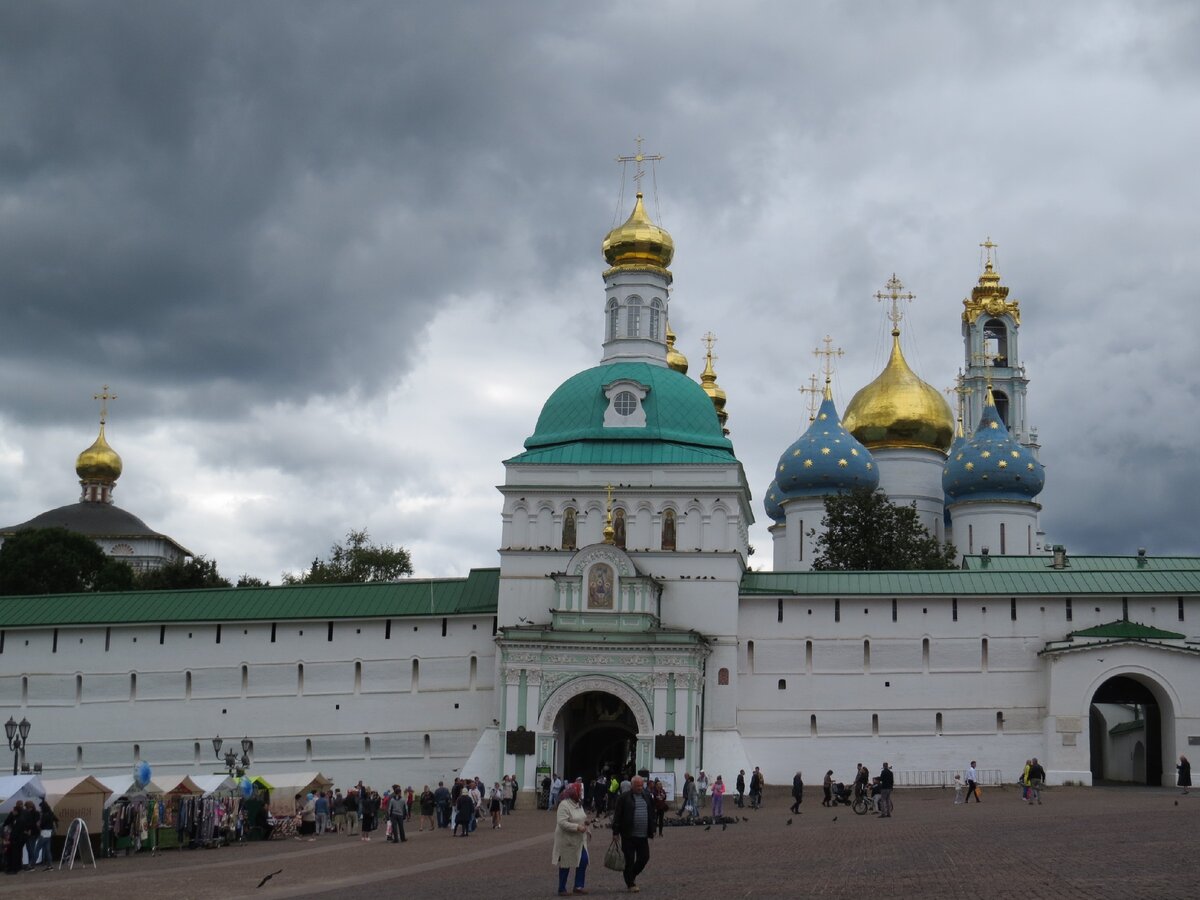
[552,782,591,895]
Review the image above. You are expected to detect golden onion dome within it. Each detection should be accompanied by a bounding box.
[665,324,689,374]
[842,332,954,452]
[602,193,674,270]
[75,423,123,484]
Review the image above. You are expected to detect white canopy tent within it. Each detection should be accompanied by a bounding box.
[0,773,44,815]
[97,774,166,804]
[190,774,237,797]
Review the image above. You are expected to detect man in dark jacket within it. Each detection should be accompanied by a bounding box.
[878,762,894,818]
[790,772,804,814]
[735,770,745,808]
[611,775,654,892]
[433,782,451,828]
[1027,758,1046,805]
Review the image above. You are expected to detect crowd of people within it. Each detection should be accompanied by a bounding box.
[287,774,523,843]
[1,799,57,875]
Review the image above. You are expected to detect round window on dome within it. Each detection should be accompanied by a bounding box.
[614,391,638,416]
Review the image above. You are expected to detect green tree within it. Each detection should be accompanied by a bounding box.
[283,528,413,584]
[811,487,957,571]
[0,527,135,595]
[135,555,231,590]
[236,574,270,587]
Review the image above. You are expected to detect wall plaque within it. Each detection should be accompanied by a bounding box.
[655,730,685,760]
[506,726,535,756]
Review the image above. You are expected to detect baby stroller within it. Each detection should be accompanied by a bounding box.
[830,782,854,806]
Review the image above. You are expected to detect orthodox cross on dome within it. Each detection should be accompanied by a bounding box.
[799,373,822,422]
[616,135,663,193]
[93,384,117,425]
[874,274,915,335]
[980,236,998,269]
[702,331,718,361]
[971,349,1000,388]
[814,334,843,385]
[945,370,971,429]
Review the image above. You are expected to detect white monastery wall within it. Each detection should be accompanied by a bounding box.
[729,591,1196,785]
[0,613,498,788]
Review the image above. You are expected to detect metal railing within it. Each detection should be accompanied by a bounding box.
[893,768,1004,788]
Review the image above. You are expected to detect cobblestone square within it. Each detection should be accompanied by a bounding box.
[5,785,1196,900]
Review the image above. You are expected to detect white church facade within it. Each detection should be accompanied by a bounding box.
[0,182,1197,794]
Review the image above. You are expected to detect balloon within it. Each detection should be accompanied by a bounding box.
[135,761,152,788]
[240,777,253,798]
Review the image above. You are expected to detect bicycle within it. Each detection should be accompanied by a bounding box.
[852,792,881,816]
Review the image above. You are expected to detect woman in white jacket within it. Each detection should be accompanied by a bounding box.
[552,782,591,895]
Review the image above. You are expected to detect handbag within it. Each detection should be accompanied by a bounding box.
[604,837,625,872]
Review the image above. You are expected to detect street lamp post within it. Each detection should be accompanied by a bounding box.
[4,717,31,777]
[212,735,253,777]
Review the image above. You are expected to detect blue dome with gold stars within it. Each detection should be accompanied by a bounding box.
[768,388,878,508]
[943,389,1045,501]
[763,479,785,523]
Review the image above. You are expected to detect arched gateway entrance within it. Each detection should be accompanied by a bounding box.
[1089,674,1169,786]
[558,691,637,779]
[539,676,653,782]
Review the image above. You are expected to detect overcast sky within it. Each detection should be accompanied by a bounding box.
[2,1,1197,582]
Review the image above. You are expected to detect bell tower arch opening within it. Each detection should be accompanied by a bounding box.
[1088,674,1173,786]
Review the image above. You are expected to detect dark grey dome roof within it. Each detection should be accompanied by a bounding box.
[5,502,168,541]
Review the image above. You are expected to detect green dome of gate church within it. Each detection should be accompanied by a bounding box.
[510,362,735,465]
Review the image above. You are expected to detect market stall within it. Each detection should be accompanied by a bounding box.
[251,772,332,839]
[43,776,111,857]
[154,774,205,849]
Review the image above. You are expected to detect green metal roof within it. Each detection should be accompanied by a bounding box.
[741,566,1200,597]
[1108,719,1145,736]
[0,569,500,628]
[507,440,737,466]
[1069,619,1186,640]
[521,362,733,455]
[960,555,1200,572]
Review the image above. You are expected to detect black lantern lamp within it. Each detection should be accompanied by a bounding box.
[5,717,31,777]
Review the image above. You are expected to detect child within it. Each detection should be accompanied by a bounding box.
[953,774,965,805]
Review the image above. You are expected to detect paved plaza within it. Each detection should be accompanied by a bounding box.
[2,785,1196,899]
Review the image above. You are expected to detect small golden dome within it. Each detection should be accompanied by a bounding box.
[75,423,123,484]
[842,333,954,452]
[666,324,689,374]
[699,338,729,434]
[602,193,674,270]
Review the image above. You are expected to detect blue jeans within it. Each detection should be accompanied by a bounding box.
[558,845,588,892]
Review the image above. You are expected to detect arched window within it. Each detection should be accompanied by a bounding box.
[562,507,577,551]
[607,300,618,341]
[717,667,730,685]
[649,299,662,340]
[983,319,1009,366]
[661,509,676,551]
[613,508,626,549]
[626,297,642,337]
